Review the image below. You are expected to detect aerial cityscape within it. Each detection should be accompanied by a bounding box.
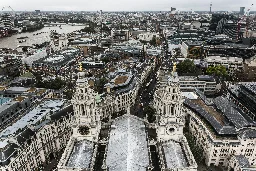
[0,1,256,171]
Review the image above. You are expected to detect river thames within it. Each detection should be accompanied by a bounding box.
[0,25,85,49]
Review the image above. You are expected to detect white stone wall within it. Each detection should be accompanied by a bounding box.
[138,33,159,42]
[114,83,139,112]
[187,109,256,167]
[154,76,185,142]
[1,113,74,171]
[179,80,217,94]
[72,82,98,125]
[180,42,189,58]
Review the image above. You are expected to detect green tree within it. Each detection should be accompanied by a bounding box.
[177,59,201,75]
[102,24,111,33]
[63,90,74,100]
[145,106,156,123]
[149,36,157,47]
[101,57,110,64]
[95,77,108,93]
[184,131,205,164]
[206,65,227,78]
[81,24,96,33]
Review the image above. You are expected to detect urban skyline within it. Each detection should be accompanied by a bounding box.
[1,0,255,12]
[0,4,256,171]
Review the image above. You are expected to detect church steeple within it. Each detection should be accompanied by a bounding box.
[72,72,100,126]
[154,72,185,141]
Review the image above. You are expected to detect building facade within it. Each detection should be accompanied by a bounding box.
[0,99,74,171]
[184,89,256,168]
[153,71,197,170]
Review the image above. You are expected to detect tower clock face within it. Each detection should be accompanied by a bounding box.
[166,125,177,135]
[78,126,90,135]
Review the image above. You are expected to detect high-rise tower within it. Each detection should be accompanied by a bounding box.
[210,2,212,13]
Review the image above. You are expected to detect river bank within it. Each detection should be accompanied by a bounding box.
[0,24,85,49]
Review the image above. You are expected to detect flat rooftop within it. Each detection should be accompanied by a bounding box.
[6,87,30,92]
[0,99,65,137]
[106,115,149,171]
[114,75,128,85]
[163,141,188,168]
[66,140,94,168]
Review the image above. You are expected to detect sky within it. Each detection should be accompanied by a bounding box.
[1,0,255,12]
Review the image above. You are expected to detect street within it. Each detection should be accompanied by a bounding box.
[131,62,159,119]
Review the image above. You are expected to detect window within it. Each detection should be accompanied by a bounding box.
[171,107,174,114]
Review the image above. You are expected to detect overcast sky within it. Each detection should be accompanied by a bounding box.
[1,0,255,12]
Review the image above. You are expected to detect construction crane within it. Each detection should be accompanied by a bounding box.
[237,4,254,39]
[2,6,15,16]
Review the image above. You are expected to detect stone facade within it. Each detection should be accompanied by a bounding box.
[0,106,74,171]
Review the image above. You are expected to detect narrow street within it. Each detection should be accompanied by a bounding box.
[131,62,160,119]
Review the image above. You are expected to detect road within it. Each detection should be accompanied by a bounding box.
[131,62,159,119]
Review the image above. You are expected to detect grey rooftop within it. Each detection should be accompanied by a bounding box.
[0,99,65,138]
[163,140,188,169]
[106,114,149,171]
[66,140,94,169]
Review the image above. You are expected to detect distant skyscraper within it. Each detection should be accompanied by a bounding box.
[171,7,176,12]
[240,7,245,15]
[210,2,212,13]
[35,10,40,14]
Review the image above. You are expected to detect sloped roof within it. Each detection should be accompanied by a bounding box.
[106,114,149,171]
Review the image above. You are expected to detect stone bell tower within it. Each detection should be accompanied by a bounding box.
[71,72,101,141]
[154,71,185,141]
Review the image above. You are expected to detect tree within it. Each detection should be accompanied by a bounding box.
[145,106,156,123]
[95,77,108,94]
[177,59,201,76]
[149,36,157,46]
[101,57,110,64]
[22,47,28,52]
[206,65,227,78]
[80,24,96,33]
[185,131,205,164]
[63,90,74,100]
[102,24,111,34]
